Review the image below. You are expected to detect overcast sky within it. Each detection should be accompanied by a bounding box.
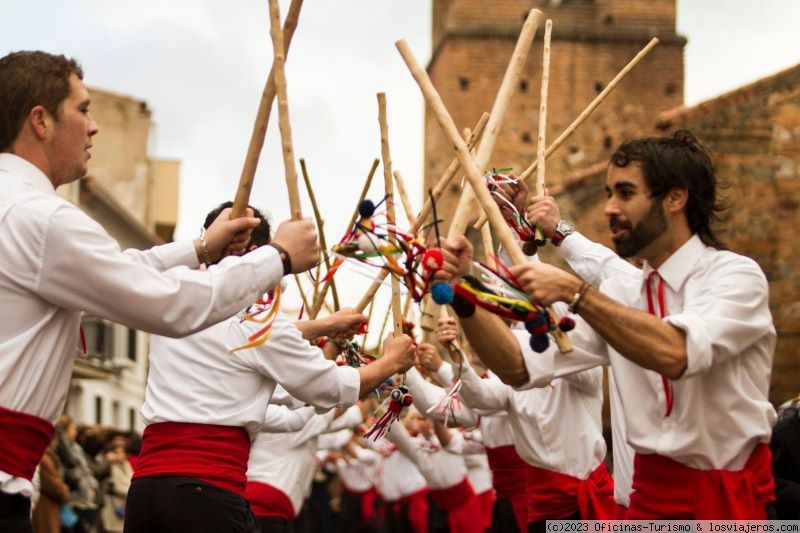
[3,1,799,333]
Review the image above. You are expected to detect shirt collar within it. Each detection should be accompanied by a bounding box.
[0,153,56,195]
[641,234,706,292]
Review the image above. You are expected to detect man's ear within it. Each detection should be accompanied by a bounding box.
[29,106,50,140]
[664,187,688,213]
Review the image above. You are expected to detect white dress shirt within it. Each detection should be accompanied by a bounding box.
[0,153,283,495]
[385,423,467,490]
[247,411,336,515]
[337,447,380,493]
[404,366,480,427]
[560,232,638,505]
[520,235,776,471]
[141,312,360,437]
[460,357,606,479]
[372,438,428,502]
[262,405,316,433]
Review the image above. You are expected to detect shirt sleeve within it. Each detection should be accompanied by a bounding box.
[664,253,775,379]
[559,232,639,286]
[405,367,480,427]
[122,240,199,271]
[458,360,510,414]
[515,323,609,390]
[434,361,455,386]
[443,430,486,455]
[32,204,283,337]
[261,405,316,433]
[327,405,364,433]
[237,314,361,411]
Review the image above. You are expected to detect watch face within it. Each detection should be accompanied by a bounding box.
[558,220,575,233]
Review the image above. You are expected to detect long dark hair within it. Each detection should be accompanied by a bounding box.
[610,130,727,249]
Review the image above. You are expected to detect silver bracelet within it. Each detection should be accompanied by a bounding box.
[568,281,590,314]
[199,228,212,265]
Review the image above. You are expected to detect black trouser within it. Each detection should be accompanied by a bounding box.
[0,492,33,533]
[529,511,580,533]
[123,476,259,533]
[490,498,520,533]
[256,515,293,533]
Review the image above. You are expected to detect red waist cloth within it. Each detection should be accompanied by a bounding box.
[478,489,496,531]
[527,462,615,521]
[0,406,54,480]
[430,477,484,533]
[486,445,529,529]
[626,443,775,519]
[342,486,378,525]
[133,422,250,496]
[245,481,295,519]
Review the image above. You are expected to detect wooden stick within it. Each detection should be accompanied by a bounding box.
[535,20,552,197]
[300,159,339,315]
[396,35,572,353]
[310,159,379,317]
[392,170,417,229]
[414,112,489,233]
[521,37,659,184]
[293,273,310,315]
[268,0,302,220]
[480,220,496,270]
[377,93,403,337]
[473,37,660,228]
[352,7,540,314]
[351,112,489,315]
[231,0,303,219]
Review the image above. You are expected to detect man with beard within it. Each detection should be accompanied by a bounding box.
[435,131,776,519]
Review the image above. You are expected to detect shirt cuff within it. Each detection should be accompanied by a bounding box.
[436,361,455,385]
[558,231,589,264]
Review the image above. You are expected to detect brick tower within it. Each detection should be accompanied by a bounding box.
[424,0,686,234]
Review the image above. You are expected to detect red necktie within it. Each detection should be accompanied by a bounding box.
[645,271,674,417]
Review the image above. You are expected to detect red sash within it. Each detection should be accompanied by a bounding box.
[430,477,484,533]
[478,489,496,531]
[527,462,615,521]
[133,422,250,496]
[0,406,54,480]
[245,481,296,519]
[485,445,529,529]
[626,443,775,519]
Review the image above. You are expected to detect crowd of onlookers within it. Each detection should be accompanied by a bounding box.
[31,415,139,533]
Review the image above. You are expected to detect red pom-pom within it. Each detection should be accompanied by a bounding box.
[421,249,444,272]
[401,394,413,406]
[531,323,550,336]
[559,316,576,332]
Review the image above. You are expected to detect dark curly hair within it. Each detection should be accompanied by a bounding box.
[204,201,271,249]
[0,51,84,153]
[610,130,727,249]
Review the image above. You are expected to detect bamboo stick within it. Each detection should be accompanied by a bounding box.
[351,114,488,314]
[300,159,339,315]
[392,170,417,229]
[231,0,303,219]
[396,35,572,353]
[377,93,403,337]
[268,0,302,220]
[473,37,660,228]
[309,159,379,317]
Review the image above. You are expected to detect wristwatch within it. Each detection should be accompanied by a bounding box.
[551,220,575,247]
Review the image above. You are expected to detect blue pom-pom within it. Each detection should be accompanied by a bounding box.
[358,199,376,218]
[529,334,550,353]
[430,281,454,305]
[524,313,547,334]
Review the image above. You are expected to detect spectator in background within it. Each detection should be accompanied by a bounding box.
[32,436,71,533]
[100,440,132,533]
[56,415,99,533]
